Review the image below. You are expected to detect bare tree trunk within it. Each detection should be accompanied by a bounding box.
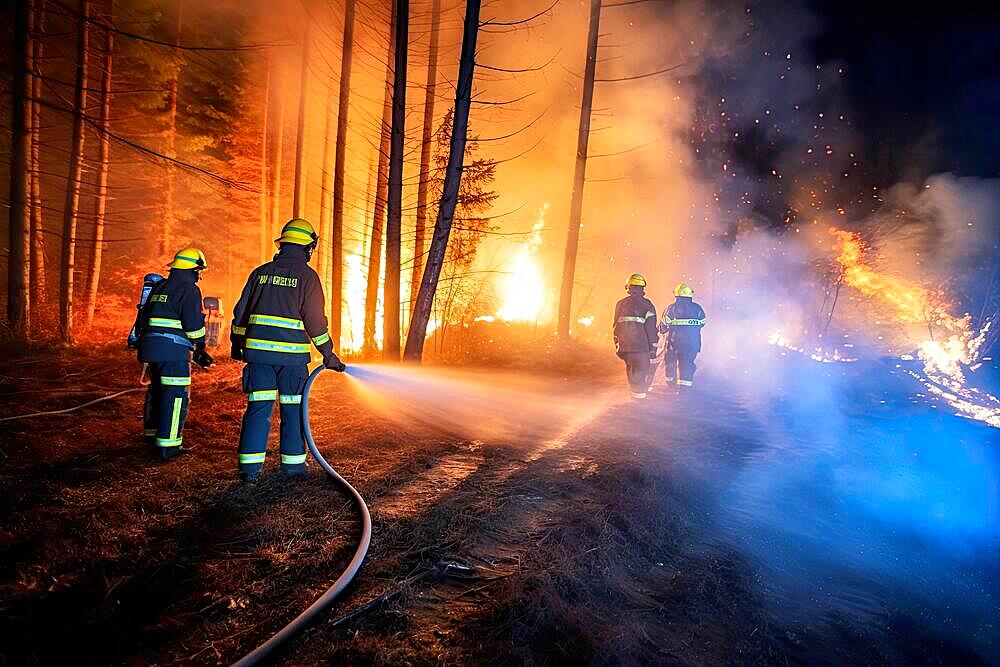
[330,0,356,351]
[363,5,395,358]
[410,0,441,317]
[83,0,114,328]
[59,0,91,344]
[270,70,285,238]
[259,59,270,264]
[384,0,409,360]
[7,0,33,336]
[823,278,842,337]
[29,0,47,314]
[557,0,601,340]
[159,0,183,259]
[318,75,336,298]
[404,0,481,361]
[292,22,311,219]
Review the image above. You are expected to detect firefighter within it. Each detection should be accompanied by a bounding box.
[137,247,214,460]
[231,218,346,482]
[613,273,659,399]
[659,283,706,388]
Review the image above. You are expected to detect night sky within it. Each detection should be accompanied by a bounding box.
[806,0,1000,179]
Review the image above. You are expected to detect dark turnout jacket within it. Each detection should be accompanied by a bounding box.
[659,296,706,353]
[231,244,335,366]
[613,291,659,354]
[138,269,206,363]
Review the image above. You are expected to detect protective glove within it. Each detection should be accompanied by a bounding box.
[230,346,244,361]
[193,344,214,369]
[323,351,346,372]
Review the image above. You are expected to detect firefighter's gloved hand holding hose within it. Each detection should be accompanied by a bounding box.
[232,360,371,667]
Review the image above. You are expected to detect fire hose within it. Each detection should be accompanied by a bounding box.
[232,364,372,666]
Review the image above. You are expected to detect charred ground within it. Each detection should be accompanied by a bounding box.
[0,346,992,666]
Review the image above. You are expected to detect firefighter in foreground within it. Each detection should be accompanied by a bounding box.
[136,248,214,460]
[659,283,706,387]
[231,219,346,482]
[613,273,659,399]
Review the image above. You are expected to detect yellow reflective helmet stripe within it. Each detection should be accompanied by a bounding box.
[248,314,305,330]
[149,317,182,329]
[245,338,311,354]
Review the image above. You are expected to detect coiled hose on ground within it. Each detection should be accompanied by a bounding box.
[232,364,372,666]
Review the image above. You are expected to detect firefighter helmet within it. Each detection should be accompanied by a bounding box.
[674,283,694,297]
[274,218,318,248]
[626,273,647,289]
[168,247,208,271]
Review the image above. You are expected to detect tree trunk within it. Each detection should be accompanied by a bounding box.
[411,0,441,317]
[7,0,32,336]
[403,0,481,362]
[29,0,47,314]
[270,70,285,239]
[259,59,270,264]
[292,22,312,219]
[330,0,356,351]
[83,0,114,328]
[318,75,336,299]
[59,0,91,344]
[159,0,183,259]
[557,0,601,340]
[363,4,395,358]
[384,0,409,360]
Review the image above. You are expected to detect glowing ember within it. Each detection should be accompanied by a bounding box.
[768,331,857,363]
[496,204,548,323]
[577,316,594,327]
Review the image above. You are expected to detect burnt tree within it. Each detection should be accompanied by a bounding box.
[59,0,91,344]
[384,0,409,360]
[330,0,356,349]
[410,0,442,315]
[557,0,601,339]
[83,0,114,327]
[404,0,482,361]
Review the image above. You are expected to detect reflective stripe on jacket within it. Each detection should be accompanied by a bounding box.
[659,296,705,353]
[231,244,334,365]
[138,269,205,362]
[613,292,659,354]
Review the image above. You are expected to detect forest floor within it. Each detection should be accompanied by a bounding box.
[0,345,996,666]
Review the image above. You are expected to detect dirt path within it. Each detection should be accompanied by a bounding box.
[1,350,994,665]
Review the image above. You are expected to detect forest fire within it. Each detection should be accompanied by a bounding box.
[496,204,548,323]
[828,228,1000,426]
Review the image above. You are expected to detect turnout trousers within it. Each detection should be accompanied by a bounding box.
[238,363,309,476]
[663,346,698,387]
[621,352,652,398]
[143,360,190,458]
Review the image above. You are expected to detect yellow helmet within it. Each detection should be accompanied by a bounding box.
[674,283,694,297]
[626,273,647,289]
[168,247,207,271]
[274,218,318,248]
